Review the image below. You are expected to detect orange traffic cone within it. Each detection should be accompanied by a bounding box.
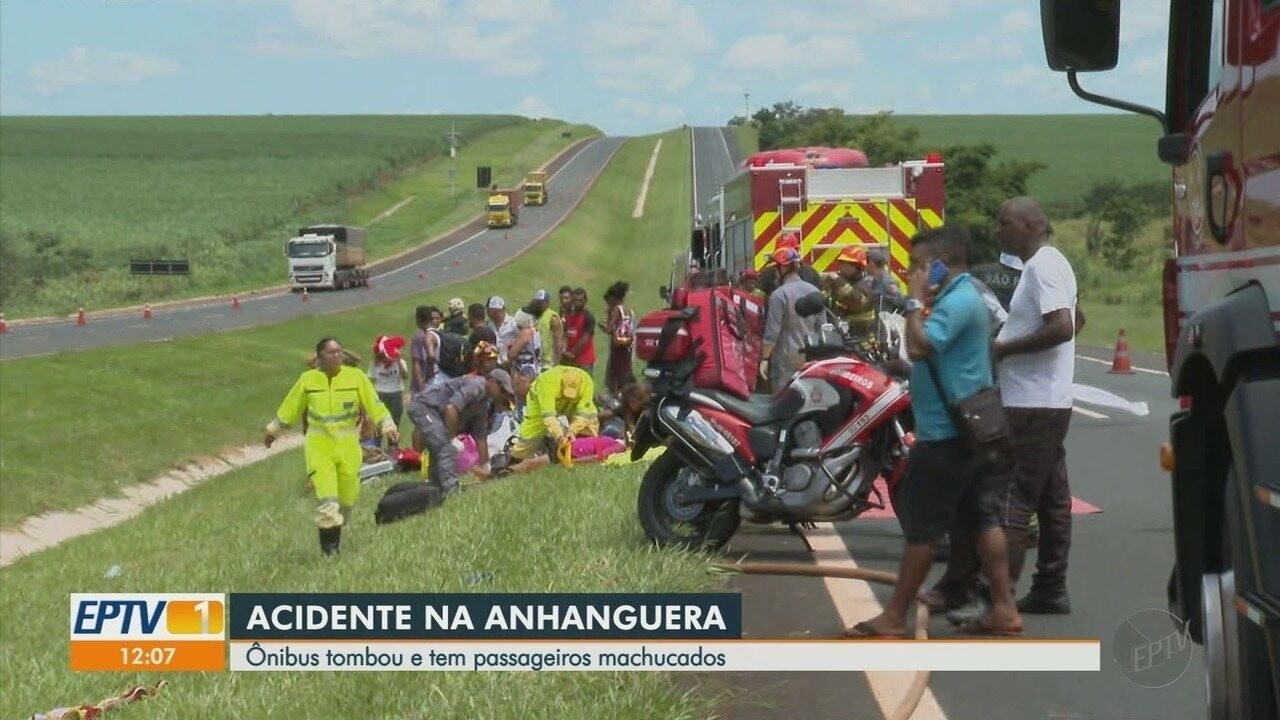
[1109,328,1134,374]
[77,307,86,326]
[301,288,310,303]
[143,303,152,320]
[231,294,240,311]
[0,310,7,334]
[418,272,425,280]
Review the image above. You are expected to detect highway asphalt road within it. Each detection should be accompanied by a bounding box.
[691,126,739,221]
[703,350,1204,720]
[0,136,625,360]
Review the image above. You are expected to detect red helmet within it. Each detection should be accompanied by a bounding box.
[770,247,801,267]
[777,232,801,249]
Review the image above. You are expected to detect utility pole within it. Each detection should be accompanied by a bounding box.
[743,92,751,123]
[446,123,460,198]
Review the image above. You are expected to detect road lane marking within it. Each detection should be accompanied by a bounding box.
[689,127,699,213]
[804,524,949,720]
[717,126,733,166]
[370,195,415,225]
[371,138,604,282]
[632,138,663,218]
[1075,354,1167,376]
[1072,405,1110,420]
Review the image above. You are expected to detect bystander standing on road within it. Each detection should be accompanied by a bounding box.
[760,247,820,392]
[852,225,1021,637]
[989,196,1080,615]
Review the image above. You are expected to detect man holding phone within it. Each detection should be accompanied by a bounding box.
[851,225,1021,637]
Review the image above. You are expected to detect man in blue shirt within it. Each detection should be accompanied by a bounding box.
[850,225,1022,638]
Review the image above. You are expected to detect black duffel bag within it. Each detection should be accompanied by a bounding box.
[374,481,442,525]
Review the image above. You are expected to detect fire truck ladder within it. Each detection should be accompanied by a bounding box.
[778,177,805,246]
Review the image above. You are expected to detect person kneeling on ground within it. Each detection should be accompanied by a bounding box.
[266,337,398,556]
[597,382,650,443]
[407,368,515,497]
[509,364,600,467]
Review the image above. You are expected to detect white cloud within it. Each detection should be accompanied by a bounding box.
[1000,8,1035,33]
[514,95,553,119]
[1000,63,1042,88]
[28,47,178,96]
[248,0,557,77]
[581,0,712,94]
[614,97,685,123]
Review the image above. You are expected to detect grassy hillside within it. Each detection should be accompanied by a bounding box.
[0,129,689,527]
[0,128,706,719]
[0,115,592,317]
[892,114,1168,210]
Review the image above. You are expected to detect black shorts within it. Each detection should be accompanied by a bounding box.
[896,439,1004,543]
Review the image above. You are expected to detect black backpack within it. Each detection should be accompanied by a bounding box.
[375,481,442,525]
[430,330,471,377]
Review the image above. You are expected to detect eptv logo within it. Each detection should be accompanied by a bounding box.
[70,594,225,639]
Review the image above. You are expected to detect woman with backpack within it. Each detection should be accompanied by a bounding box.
[600,280,635,395]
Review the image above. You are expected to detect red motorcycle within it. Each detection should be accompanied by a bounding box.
[633,292,915,550]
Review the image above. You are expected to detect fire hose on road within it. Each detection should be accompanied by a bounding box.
[712,561,931,720]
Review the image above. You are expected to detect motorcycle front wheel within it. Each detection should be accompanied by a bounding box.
[637,451,741,552]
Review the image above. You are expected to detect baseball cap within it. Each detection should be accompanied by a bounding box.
[487,296,506,310]
[533,289,550,302]
[486,368,514,397]
[448,297,465,313]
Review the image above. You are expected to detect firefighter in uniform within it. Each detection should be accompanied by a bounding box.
[509,364,599,463]
[820,245,878,339]
[758,231,822,296]
[265,337,397,555]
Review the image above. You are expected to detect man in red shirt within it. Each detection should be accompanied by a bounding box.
[561,287,597,376]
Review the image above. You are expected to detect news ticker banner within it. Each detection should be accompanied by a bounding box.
[70,593,1100,673]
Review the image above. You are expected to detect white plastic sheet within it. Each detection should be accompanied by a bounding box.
[1072,383,1149,417]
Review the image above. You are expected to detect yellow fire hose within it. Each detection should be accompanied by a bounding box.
[712,561,931,720]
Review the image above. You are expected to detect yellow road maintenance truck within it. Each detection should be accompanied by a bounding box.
[523,171,548,206]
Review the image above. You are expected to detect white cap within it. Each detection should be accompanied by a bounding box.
[487,296,505,310]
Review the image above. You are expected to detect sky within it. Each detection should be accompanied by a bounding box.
[0,0,1170,135]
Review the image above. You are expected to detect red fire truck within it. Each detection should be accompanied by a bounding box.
[1042,2,1278,718]
[689,147,945,288]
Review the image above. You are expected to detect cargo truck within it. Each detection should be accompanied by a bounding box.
[523,171,548,206]
[1040,2,1279,718]
[487,188,521,228]
[285,224,369,290]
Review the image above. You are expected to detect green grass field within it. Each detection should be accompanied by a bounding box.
[0,127,706,719]
[1049,216,1170,353]
[0,456,721,719]
[0,116,592,317]
[892,114,1168,210]
[0,128,689,528]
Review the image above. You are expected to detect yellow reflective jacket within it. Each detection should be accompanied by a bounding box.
[270,366,391,439]
[525,365,597,436]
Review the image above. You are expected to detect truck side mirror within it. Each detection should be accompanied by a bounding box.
[1040,0,1120,72]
